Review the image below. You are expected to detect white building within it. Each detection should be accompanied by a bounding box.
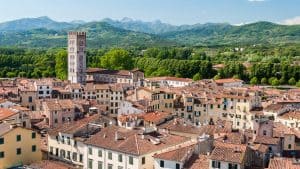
[84,126,193,169]
[47,114,101,168]
[145,77,193,88]
[68,32,86,84]
[118,100,145,115]
[34,79,52,99]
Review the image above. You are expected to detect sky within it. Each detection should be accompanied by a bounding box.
[0,0,299,25]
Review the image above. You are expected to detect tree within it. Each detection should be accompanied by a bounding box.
[6,72,16,78]
[100,49,133,70]
[296,80,300,87]
[261,77,267,84]
[250,77,258,85]
[55,50,68,80]
[271,78,280,86]
[214,74,221,80]
[288,78,296,85]
[193,73,202,81]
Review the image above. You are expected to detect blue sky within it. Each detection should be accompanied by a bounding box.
[0,0,299,25]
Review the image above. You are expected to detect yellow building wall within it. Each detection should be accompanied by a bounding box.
[0,127,42,169]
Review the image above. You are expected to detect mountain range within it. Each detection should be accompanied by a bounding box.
[0,16,299,48]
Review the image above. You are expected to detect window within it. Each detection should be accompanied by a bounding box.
[67,151,71,160]
[98,150,102,157]
[118,166,123,169]
[108,164,113,169]
[108,152,112,160]
[79,154,83,163]
[73,152,77,161]
[16,135,21,141]
[142,157,145,165]
[176,163,180,169]
[160,160,164,167]
[32,132,36,139]
[98,161,103,169]
[29,96,32,103]
[228,163,238,169]
[0,138,4,144]
[89,147,93,155]
[0,151,4,158]
[16,148,21,155]
[32,145,36,152]
[118,154,123,162]
[288,144,292,149]
[129,156,133,165]
[88,159,93,169]
[212,160,220,168]
[263,130,267,136]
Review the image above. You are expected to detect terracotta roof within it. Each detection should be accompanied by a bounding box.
[215,132,245,144]
[215,78,243,84]
[254,136,280,145]
[48,114,100,136]
[251,144,269,153]
[86,68,132,77]
[28,160,77,169]
[0,108,17,121]
[268,157,300,169]
[143,111,172,124]
[44,99,75,111]
[280,111,300,121]
[146,76,193,83]
[158,118,218,136]
[153,144,195,162]
[184,154,210,169]
[85,126,190,156]
[210,142,248,164]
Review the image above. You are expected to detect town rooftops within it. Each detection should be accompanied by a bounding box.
[146,76,193,83]
[85,126,190,156]
[183,154,210,169]
[153,144,196,162]
[214,78,243,84]
[142,111,172,124]
[86,68,138,77]
[28,160,77,169]
[210,142,248,164]
[0,108,18,121]
[48,114,100,136]
[267,157,300,169]
[254,135,280,145]
[43,99,75,111]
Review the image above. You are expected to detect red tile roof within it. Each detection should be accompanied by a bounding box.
[268,157,300,169]
[0,108,17,121]
[153,144,195,162]
[210,142,248,164]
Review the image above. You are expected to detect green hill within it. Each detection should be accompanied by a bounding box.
[161,22,300,46]
[0,22,174,48]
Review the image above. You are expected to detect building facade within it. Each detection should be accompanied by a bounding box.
[68,32,87,84]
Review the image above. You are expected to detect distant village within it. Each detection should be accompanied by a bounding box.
[0,32,300,169]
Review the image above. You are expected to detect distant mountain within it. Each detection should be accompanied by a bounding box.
[0,17,300,48]
[102,17,202,34]
[0,21,174,48]
[0,16,78,31]
[160,21,300,46]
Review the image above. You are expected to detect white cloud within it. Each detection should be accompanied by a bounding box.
[282,16,300,25]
